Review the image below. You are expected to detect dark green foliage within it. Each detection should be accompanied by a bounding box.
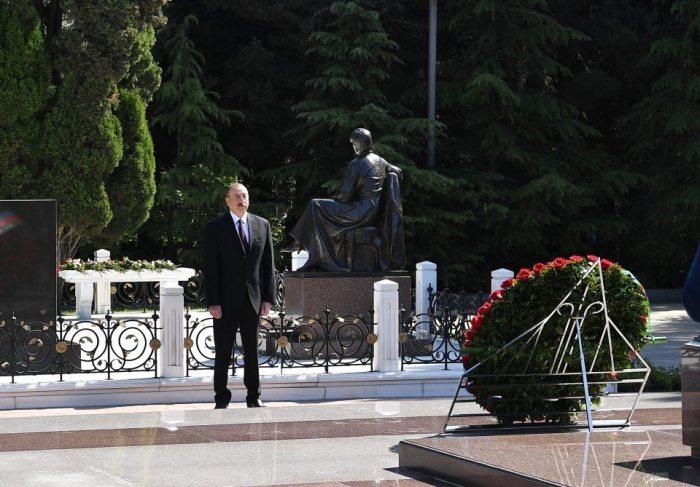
[0,2,53,198]
[38,73,122,254]
[98,89,157,244]
[148,14,246,264]
[443,0,644,277]
[36,0,700,289]
[619,362,682,392]
[618,0,700,287]
[0,0,164,262]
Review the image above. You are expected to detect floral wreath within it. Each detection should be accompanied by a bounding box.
[462,255,650,424]
[58,257,178,274]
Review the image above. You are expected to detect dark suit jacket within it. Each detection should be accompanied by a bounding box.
[202,212,276,315]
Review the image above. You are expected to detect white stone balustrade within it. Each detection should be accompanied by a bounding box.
[59,252,196,320]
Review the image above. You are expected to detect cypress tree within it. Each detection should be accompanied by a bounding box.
[0,2,53,198]
[0,0,164,263]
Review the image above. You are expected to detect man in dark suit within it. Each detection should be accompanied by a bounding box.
[203,183,276,409]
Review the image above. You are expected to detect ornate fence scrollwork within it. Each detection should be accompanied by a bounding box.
[400,288,486,369]
[184,306,375,375]
[0,312,160,382]
[59,270,285,314]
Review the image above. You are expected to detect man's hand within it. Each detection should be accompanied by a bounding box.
[208,305,222,319]
[259,302,272,317]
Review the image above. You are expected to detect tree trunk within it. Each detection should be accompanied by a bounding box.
[57,226,82,267]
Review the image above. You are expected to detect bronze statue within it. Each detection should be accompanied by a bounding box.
[284,128,406,272]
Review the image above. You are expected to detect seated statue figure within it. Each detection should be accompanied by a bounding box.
[284,128,406,272]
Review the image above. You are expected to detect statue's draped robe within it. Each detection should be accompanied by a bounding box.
[290,153,390,272]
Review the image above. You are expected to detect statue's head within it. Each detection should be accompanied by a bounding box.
[350,128,373,156]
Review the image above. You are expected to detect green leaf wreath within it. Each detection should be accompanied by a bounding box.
[57,257,178,274]
[462,255,650,424]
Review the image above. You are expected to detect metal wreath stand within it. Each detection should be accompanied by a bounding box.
[445,259,652,433]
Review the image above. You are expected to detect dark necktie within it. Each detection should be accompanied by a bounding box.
[239,219,249,251]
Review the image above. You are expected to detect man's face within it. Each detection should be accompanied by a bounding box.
[226,185,249,218]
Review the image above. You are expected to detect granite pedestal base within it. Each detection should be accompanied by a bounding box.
[682,337,700,458]
[283,271,411,318]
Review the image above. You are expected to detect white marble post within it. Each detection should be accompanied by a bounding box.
[491,268,514,293]
[373,279,399,372]
[415,261,437,316]
[291,250,309,271]
[158,284,185,378]
[94,249,111,314]
[74,283,94,320]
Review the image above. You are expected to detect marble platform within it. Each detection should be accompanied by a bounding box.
[400,406,700,486]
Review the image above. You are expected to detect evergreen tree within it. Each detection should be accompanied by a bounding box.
[619,0,700,286]
[444,0,642,272]
[0,1,53,198]
[98,88,157,244]
[148,14,246,263]
[0,0,164,262]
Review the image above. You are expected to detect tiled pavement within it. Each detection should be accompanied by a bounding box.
[0,303,695,486]
[0,393,686,487]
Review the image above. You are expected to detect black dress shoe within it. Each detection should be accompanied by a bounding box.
[246,398,265,408]
[214,401,228,409]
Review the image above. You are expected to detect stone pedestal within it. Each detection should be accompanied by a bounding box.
[682,335,700,460]
[158,285,185,378]
[373,279,400,372]
[284,271,411,318]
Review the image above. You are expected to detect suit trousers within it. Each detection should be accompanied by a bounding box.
[212,296,261,404]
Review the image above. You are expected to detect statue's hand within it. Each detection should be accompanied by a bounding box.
[392,165,403,180]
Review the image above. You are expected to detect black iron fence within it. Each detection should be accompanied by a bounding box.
[5,274,482,380]
[0,312,160,382]
[59,270,285,313]
[185,307,375,376]
[399,287,487,370]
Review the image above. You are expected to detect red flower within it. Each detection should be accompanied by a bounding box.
[500,277,515,289]
[532,263,546,276]
[489,290,503,301]
[530,415,545,422]
[569,255,584,262]
[640,315,647,323]
[600,259,613,270]
[478,302,492,315]
[471,315,484,329]
[552,257,568,269]
[465,329,478,340]
[461,354,470,368]
[516,268,531,281]
[608,372,618,379]
[587,255,598,262]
